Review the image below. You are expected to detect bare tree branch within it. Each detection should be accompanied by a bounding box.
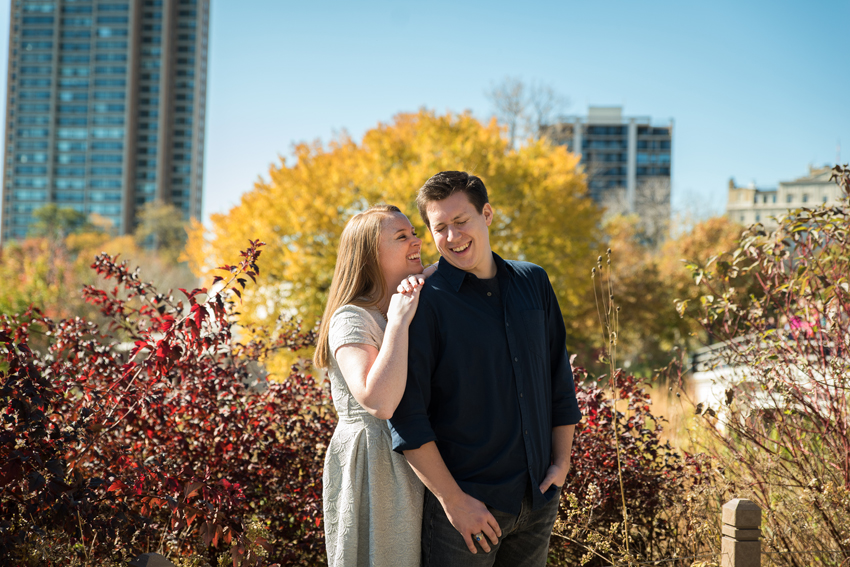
[486,76,527,149]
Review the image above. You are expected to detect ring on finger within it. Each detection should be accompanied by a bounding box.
[474,532,484,542]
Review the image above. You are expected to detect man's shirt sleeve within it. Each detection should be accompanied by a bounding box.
[545,274,582,426]
[388,296,439,453]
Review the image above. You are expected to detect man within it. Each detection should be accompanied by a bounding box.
[388,171,582,566]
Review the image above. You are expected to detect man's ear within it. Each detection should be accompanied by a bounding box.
[482,203,494,226]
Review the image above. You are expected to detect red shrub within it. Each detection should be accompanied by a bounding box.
[551,365,708,566]
[0,241,335,566]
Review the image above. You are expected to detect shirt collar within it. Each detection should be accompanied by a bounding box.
[436,252,512,292]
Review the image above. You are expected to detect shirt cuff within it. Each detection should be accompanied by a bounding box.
[389,414,438,454]
[552,405,582,427]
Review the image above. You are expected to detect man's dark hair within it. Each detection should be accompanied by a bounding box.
[416,171,489,228]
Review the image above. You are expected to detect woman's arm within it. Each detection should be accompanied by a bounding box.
[335,283,423,420]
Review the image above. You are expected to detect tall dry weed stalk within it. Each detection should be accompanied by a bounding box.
[592,249,633,565]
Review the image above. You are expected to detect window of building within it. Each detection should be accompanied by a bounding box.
[90,191,122,201]
[94,92,125,100]
[62,17,93,26]
[18,141,50,151]
[17,128,50,138]
[20,65,52,75]
[90,167,122,176]
[755,214,760,222]
[55,166,85,176]
[62,30,92,38]
[21,53,53,63]
[57,116,87,126]
[57,128,87,139]
[19,90,51,100]
[91,154,122,163]
[96,52,127,62]
[54,178,86,189]
[786,194,793,203]
[98,27,128,37]
[89,180,122,189]
[62,6,93,14]
[92,116,124,125]
[56,191,85,202]
[24,4,56,14]
[22,41,55,50]
[823,195,828,203]
[13,190,48,200]
[59,91,89,101]
[56,154,86,164]
[11,203,42,214]
[23,29,55,38]
[802,194,809,203]
[91,141,123,150]
[60,42,90,51]
[18,115,50,125]
[95,66,126,74]
[87,204,122,215]
[16,152,48,163]
[96,41,128,49]
[60,66,90,76]
[15,165,49,175]
[21,78,52,87]
[92,127,124,139]
[772,195,777,203]
[59,78,90,88]
[93,103,125,112]
[56,141,87,151]
[95,78,126,87]
[99,3,130,11]
[22,15,55,24]
[60,54,90,63]
[13,177,49,188]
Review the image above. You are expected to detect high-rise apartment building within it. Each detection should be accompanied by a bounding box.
[544,106,673,216]
[2,0,210,243]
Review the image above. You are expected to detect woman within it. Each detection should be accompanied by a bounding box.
[314,204,431,567]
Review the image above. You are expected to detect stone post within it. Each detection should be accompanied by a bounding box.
[721,498,761,567]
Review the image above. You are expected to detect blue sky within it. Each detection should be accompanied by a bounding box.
[2,0,848,222]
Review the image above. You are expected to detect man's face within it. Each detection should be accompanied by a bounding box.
[426,192,495,279]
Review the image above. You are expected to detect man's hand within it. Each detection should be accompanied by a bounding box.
[538,461,570,494]
[441,492,502,554]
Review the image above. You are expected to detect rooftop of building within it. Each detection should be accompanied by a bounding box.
[556,106,673,127]
[728,165,836,194]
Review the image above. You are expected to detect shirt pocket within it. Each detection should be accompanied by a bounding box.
[518,309,547,369]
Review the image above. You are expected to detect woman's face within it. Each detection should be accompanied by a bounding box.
[378,212,423,287]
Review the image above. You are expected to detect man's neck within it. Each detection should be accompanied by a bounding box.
[468,254,497,280]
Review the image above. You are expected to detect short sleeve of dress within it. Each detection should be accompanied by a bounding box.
[328,304,381,357]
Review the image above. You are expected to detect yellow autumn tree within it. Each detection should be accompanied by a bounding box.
[186,110,602,373]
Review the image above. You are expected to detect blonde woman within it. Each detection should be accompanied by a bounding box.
[315,205,431,567]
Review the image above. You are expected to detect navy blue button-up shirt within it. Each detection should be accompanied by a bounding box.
[389,253,582,514]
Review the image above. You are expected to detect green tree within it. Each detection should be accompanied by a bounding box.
[134,201,189,264]
[28,204,92,241]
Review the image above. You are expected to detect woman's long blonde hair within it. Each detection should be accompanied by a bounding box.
[313,204,402,369]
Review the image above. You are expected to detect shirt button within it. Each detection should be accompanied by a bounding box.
[520,393,523,398]
[525,430,528,435]
[487,292,492,296]
[514,357,518,362]
[506,322,509,326]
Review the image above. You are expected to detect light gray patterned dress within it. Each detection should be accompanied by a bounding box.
[323,304,424,567]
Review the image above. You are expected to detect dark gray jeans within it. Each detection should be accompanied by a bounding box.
[420,485,562,567]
